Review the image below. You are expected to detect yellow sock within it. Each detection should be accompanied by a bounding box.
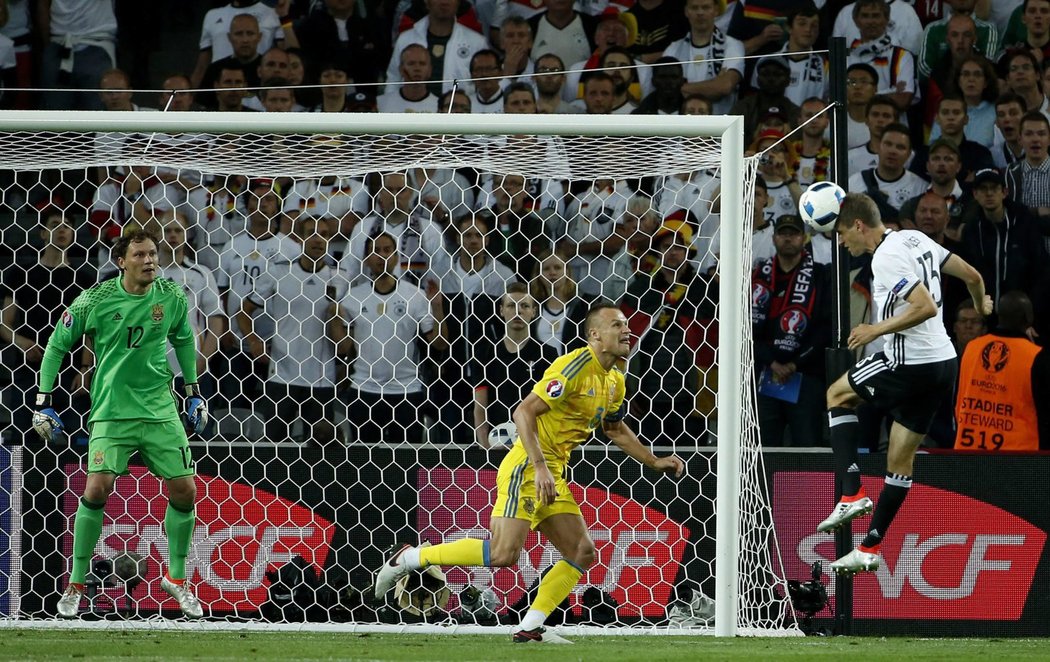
[531,560,584,615]
[418,538,489,568]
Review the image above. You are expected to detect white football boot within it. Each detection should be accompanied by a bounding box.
[56,585,83,618]
[374,543,417,599]
[817,495,874,533]
[161,575,204,619]
[830,547,881,575]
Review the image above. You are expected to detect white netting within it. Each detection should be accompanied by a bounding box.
[0,112,796,635]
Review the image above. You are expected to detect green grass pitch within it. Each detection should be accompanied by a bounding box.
[0,631,1047,661]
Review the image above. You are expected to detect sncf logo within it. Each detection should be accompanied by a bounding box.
[65,466,335,613]
[775,472,1046,620]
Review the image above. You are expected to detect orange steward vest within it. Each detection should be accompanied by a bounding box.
[955,334,1041,451]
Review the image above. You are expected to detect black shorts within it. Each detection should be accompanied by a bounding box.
[847,352,958,434]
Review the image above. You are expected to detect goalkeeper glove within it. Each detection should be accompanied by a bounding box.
[31,393,65,443]
[183,384,209,435]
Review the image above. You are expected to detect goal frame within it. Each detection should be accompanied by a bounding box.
[0,111,748,636]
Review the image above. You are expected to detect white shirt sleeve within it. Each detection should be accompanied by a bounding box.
[872,240,923,301]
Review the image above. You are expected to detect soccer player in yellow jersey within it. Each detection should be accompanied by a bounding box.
[374,302,684,644]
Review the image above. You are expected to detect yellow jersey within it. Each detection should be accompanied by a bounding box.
[527,345,627,465]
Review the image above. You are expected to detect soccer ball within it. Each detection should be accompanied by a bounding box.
[799,181,846,233]
[488,421,517,447]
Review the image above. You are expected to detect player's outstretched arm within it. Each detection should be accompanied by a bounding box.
[603,420,684,477]
[942,254,993,315]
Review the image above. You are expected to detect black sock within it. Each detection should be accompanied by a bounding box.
[862,473,912,548]
[828,407,861,497]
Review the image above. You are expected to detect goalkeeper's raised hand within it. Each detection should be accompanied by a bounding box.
[31,393,65,443]
[183,384,209,435]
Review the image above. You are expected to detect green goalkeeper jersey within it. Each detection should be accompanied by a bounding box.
[39,277,198,424]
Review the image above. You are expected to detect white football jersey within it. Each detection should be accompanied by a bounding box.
[341,212,444,284]
[662,29,745,115]
[847,169,928,213]
[158,259,222,373]
[217,231,300,341]
[282,176,371,221]
[199,2,282,62]
[870,229,955,366]
[340,279,435,395]
[250,260,350,388]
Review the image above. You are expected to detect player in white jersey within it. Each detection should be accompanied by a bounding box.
[818,193,992,575]
[237,217,349,445]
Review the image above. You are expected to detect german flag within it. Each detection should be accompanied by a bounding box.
[743,4,781,21]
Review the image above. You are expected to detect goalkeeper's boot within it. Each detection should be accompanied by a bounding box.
[374,543,417,599]
[816,490,873,533]
[161,575,204,619]
[512,627,573,645]
[56,584,84,618]
[830,545,881,576]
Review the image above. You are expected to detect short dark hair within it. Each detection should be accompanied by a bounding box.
[997,290,1034,331]
[504,81,535,100]
[469,48,502,72]
[787,1,819,25]
[112,229,159,262]
[584,300,620,337]
[1020,110,1050,132]
[836,193,882,229]
[995,91,1028,112]
[938,93,967,111]
[865,94,899,116]
[879,122,911,145]
[581,70,615,88]
[853,0,889,19]
[364,230,396,255]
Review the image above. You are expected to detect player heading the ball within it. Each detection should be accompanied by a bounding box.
[817,193,991,576]
[374,302,684,644]
[33,229,207,619]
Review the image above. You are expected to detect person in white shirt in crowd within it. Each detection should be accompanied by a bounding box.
[98,68,154,111]
[532,53,579,113]
[241,47,301,111]
[847,95,901,175]
[529,252,591,352]
[991,92,1028,169]
[191,1,282,88]
[157,74,196,111]
[500,15,537,80]
[845,63,880,149]
[752,3,828,108]
[341,171,445,285]
[565,177,634,300]
[562,10,647,104]
[598,46,642,113]
[845,0,917,114]
[330,231,447,443]
[378,44,441,113]
[216,179,299,408]
[283,174,371,259]
[794,97,833,188]
[529,0,598,69]
[438,87,472,112]
[833,0,923,56]
[847,122,929,220]
[39,0,118,110]
[238,216,349,445]
[704,176,775,273]
[663,0,745,115]
[468,49,506,113]
[153,210,223,381]
[656,172,719,260]
[581,70,617,113]
[386,0,488,95]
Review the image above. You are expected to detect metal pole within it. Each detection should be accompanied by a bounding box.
[827,35,855,637]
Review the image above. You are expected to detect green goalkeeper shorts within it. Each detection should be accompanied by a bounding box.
[87,420,194,480]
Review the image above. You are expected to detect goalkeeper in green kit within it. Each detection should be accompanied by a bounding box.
[33,229,208,619]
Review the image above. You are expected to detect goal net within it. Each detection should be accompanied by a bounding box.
[0,111,795,635]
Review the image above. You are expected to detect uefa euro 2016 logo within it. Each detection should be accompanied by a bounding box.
[780,309,808,334]
[980,340,1010,373]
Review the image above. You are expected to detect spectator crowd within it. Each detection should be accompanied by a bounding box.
[0,0,1048,449]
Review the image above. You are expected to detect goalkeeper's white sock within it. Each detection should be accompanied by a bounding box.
[519,609,546,631]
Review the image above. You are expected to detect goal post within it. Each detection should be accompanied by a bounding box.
[0,110,793,635]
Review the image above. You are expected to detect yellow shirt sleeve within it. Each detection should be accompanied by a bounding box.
[531,348,588,410]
